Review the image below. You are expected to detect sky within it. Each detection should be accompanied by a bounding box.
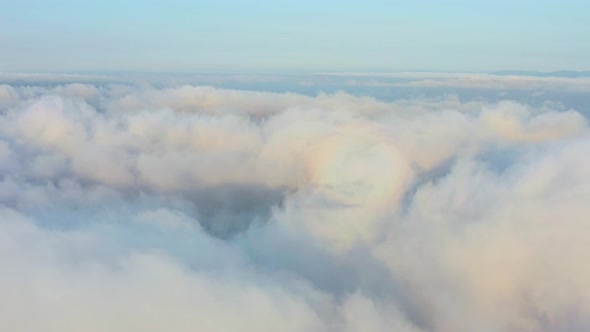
[1,0,589,72]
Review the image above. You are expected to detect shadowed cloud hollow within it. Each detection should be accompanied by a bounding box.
[0,81,589,331]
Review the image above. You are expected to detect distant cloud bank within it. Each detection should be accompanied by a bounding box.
[0,80,589,331]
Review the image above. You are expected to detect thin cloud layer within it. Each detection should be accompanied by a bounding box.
[0,82,589,331]
[328,72,590,92]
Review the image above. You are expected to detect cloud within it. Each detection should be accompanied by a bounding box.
[0,82,589,331]
[329,72,590,92]
[0,84,20,107]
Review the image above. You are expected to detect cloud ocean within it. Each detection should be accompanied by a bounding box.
[0,79,589,331]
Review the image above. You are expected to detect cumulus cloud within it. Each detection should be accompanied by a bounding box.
[0,81,589,331]
[0,84,20,107]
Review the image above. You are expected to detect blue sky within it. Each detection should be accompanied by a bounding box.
[1,0,589,72]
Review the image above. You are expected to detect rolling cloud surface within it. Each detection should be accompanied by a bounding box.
[0,81,589,331]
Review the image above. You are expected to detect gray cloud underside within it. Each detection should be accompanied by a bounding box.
[1,82,589,331]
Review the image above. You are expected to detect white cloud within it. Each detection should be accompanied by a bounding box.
[0,84,20,107]
[330,72,590,92]
[0,82,588,331]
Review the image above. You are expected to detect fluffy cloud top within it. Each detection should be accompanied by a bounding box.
[0,82,589,331]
